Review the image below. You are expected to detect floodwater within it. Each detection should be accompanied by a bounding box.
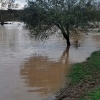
[0,22,100,100]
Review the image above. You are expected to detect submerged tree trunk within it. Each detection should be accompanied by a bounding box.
[62,31,70,46]
[66,25,70,46]
[60,27,70,46]
[66,35,70,46]
[56,24,70,46]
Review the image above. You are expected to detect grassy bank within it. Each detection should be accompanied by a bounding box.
[80,87,100,100]
[57,50,100,100]
[70,50,100,85]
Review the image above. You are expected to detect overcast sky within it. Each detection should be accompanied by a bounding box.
[16,0,26,8]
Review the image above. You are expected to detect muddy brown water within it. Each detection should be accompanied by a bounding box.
[0,22,100,100]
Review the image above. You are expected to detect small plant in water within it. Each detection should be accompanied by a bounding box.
[98,29,100,32]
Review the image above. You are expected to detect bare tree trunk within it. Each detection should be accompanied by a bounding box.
[66,25,70,46]
[56,24,70,46]
[66,35,70,46]
[62,31,70,46]
[61,26,70,46]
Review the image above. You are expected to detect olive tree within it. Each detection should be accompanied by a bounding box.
[21,0,98,46]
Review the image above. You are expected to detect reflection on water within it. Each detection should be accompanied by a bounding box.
[20,46,70,99]
[0,22,100,100]
[20,50,69,97]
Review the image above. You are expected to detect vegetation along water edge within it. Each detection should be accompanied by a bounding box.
[56,50,100,100]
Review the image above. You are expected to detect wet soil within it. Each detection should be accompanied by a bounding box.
[56,75,100,100]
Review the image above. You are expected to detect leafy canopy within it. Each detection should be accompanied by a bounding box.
[21,0,99,39]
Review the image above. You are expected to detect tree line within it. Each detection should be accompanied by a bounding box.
[0,9,21,23]
[0,0,20,25]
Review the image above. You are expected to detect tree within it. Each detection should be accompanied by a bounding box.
[0,0,19,10]
[21,0,99,46]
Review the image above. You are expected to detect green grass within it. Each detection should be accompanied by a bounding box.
[69,50,100,99]
[98,29,100,32]
[80,88,100,100]
[69,51,100,84]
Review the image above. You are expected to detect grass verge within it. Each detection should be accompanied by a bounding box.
[69,50,100,85]
[57,50,100,100]
[80,87,100,100]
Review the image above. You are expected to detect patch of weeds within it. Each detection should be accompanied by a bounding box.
[98,29,100,33]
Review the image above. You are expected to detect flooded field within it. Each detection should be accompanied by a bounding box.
[0,22,100,100]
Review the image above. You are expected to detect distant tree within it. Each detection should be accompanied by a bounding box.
[0,0,19,10]
[0,0,20,25]
[21,0,99,46]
